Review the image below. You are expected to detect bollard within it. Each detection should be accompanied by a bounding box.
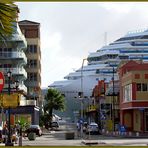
[102,129,105,134]
[129,132,132,136]
[19,136,22,146]
[19,128,22,146]
[116,131,118,136]
[136,132,139,137]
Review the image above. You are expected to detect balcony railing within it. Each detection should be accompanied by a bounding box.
[20,99,37,106]
[3,83,27,94]
[19,84,27,93]
[0,52,27,64]
[0,67,27,78]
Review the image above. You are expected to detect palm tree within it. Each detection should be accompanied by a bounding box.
[0,0,17,40]
[44,88,65,128]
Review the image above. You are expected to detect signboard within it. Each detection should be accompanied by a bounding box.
[2,93,20,108]
[0,72,4,91]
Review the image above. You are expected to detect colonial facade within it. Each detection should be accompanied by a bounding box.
[118,61,148,132]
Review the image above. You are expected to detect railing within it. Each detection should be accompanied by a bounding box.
[19,84,27,93]
[20,100,37,106]
[0,52,27,63]
[3,83,27,94]
[25,81,40,87]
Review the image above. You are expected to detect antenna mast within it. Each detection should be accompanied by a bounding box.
[104,32,107,46]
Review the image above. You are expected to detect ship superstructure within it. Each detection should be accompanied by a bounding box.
[50,29,148,121]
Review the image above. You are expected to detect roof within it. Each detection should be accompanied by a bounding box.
[18,20,40,25]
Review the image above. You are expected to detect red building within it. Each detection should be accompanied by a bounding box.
[118,61,148,132]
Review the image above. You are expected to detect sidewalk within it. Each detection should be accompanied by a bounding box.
[101,131,148,138]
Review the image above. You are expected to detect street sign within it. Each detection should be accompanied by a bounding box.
[0,72,4,91]
[2,93,20,108]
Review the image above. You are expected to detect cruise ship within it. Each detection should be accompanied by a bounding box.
[49,28,148,121]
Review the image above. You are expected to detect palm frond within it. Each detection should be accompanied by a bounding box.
[0,0,17,40]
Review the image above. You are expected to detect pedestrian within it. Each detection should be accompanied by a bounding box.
[2,124,8,143]
[76,121,81,138]
[12,124,18,144]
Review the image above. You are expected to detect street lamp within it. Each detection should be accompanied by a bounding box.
[5,70,13,146]
[80,58,87,139]
[112,67,115,131]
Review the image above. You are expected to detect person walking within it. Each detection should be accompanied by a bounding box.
[2,124,8,143]
[76,121,81,138]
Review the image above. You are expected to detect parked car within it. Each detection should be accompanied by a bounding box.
[25,125,42,136]
[51,121,59,128]
[86,122,99,134]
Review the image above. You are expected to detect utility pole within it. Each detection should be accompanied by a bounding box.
[80,58,87,139]
[112,67,115,131]
[5,70,13,146]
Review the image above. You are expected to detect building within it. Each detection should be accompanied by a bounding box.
[0,19,41,125]
[91,79,120,131]
[118,60,148,132]
[18,20,42,107]
[50,28,148,99]
[50,29,148,121]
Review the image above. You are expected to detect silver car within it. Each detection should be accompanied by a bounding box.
[86,122,99,134]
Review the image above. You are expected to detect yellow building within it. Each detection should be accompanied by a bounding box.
[18,20,42,107]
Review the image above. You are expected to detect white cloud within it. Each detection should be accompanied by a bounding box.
[99,2,133,13]
[16,2,148,87]
[42,32,62,54]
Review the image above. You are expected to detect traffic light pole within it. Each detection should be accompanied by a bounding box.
[5,70,13,146]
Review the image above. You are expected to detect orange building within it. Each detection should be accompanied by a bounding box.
[118,61,148,132]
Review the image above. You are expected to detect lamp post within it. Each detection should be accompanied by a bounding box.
[112,67,115,131]
[80,58,87,139]
[5,70,13,146]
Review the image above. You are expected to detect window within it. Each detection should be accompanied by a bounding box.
[27,45,37,53]
[135,74,140,79]
[142,83,147,91]
[124,84,132,102]
[25,29,38,38]
[137,83,148,91]
[137,83,141,91]
[27,60,37,68]
[28,73,37,81]
[145,74,148,79]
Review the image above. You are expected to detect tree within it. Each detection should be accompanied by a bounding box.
[44,88,65,128]
[0,0,17,40]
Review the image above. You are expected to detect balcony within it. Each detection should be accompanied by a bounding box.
[0,52,27,64]
[0,67,27,79]
[25,81,40,87]
[3,83,27,94]
[20,99,37,106]
[19,84,27,93]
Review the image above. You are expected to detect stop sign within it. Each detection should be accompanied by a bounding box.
[0,72,5,91]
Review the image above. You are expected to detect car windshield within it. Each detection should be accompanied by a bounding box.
[89,123,98,126]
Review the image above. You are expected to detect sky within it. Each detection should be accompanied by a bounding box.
[16,2,148,88]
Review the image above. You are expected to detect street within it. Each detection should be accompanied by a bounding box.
[20,123,148,146]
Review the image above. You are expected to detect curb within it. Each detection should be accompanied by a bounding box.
[81,140,98,145]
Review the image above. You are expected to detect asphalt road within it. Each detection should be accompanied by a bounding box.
[21,123,148,146]
[1,123,148,146]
